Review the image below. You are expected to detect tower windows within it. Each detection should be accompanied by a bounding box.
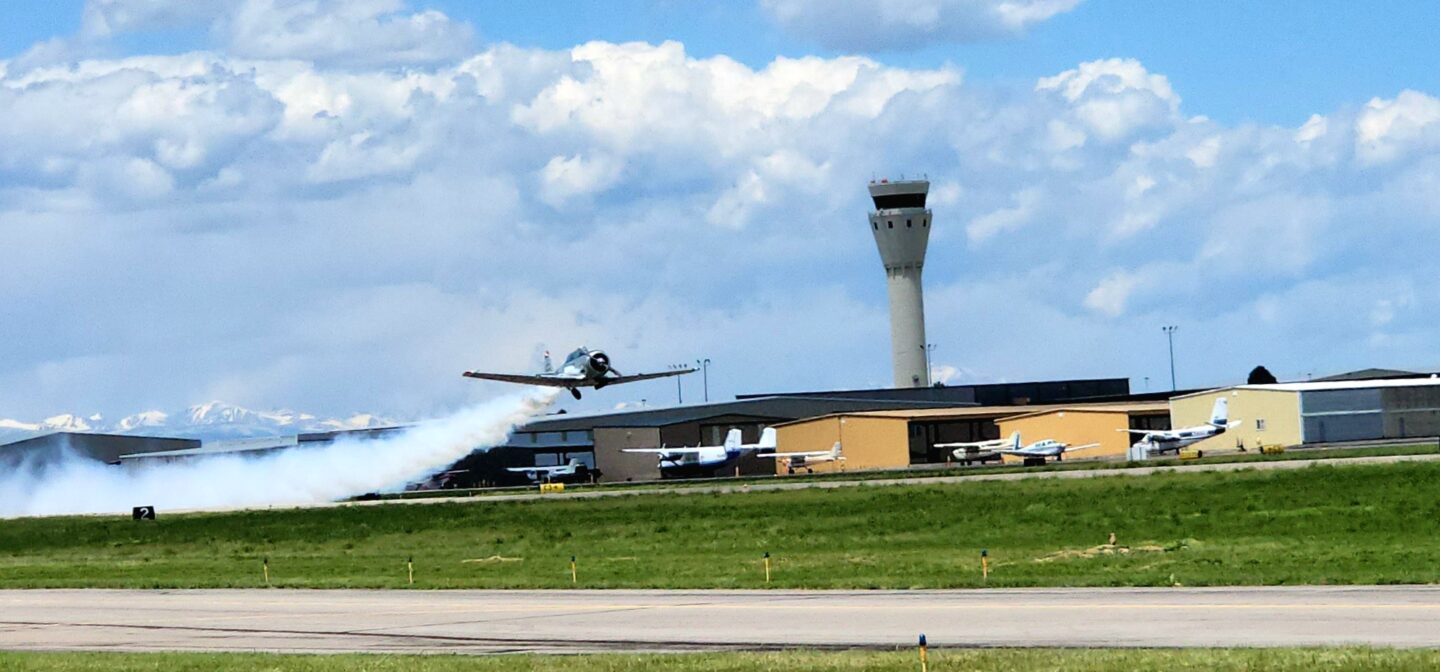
[872,222,878,230]
[906,219,912,228]
[887,221,893,228]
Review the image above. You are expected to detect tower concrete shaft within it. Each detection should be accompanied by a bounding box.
[867,179,932,388]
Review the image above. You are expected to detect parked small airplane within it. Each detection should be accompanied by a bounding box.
[464,347,694,399]
[761,441,844,474]
[937,432,1017,465]
[1125,397,1235,455]
[622,428,777,474]
[993,432,1101,466]
[506,458,595,483]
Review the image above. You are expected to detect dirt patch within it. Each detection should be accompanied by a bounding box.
[462,555,523,563]
[1034,541,1178,563]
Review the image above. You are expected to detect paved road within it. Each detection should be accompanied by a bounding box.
[4,586,1440,653]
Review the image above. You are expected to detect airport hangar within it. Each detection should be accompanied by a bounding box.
[772,402,1171,472]
[1169,377,1440,453]
[491,377,1157,482]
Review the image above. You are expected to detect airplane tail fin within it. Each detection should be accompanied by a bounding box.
[1209,397,1230,427]
[723,429,742,450]
[543,350,554,373]
[832,441,844,460]
[758,427,777,450]
[1010,431,1022,451]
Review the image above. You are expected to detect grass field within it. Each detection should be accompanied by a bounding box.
[4,649,1440,671]
[3,460,1440,589]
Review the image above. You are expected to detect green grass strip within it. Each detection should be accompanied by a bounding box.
[4,460,1440,589]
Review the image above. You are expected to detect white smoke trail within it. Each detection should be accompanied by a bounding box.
[0,390,558,518]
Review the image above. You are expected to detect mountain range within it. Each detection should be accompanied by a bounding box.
[0,401,398,444]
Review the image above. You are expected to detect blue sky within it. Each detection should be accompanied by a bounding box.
[2,0,1439,423]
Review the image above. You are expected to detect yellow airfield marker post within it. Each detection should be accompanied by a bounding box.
[407,556,415,586]
[981,549,989,582]
[763,552,771,584]
[262,557,270,586]
[918,633,929,672]
[570,555,578,585]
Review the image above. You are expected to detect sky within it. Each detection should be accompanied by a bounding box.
[2,0,1439,422]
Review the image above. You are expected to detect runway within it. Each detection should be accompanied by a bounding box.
[4,586,1440,654]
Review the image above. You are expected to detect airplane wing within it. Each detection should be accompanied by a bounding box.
[1121,429,1164,435]
[604,368,696,385]
[758,451,826,459]
[463,372,579,387]
[936,440,1001,449]
[505,467,540,473]
[622,447,715,454]
[1068,443,1102,451]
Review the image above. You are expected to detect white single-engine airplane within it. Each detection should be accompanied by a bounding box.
[464,347,695,399]
[1125,398,1235,455]
[937,432,1017,464]
[622,428,777,472]
[506,458,594,483]
[761,441,844,474]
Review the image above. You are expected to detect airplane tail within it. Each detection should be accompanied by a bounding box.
[723,428,742,450]
[831,442,844,460]
[543,350,554,373]
[1209,397,1230,427]
[1009,431,1022,451]
[757,427,777,450]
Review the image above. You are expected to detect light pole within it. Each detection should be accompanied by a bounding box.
[925,344,937,387]
[1162,325,1179,391]
[695,358,711,402]
[670,364,686,404]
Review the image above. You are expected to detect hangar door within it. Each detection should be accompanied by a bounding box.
[1301,389,1383,443]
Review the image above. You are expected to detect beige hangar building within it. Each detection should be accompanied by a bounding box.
[1169,378,1440,452]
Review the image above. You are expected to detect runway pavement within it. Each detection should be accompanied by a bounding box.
[4,586,1440,654]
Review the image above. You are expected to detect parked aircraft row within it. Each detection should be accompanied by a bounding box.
[938,432,1098,466]
[471,348,1239,482]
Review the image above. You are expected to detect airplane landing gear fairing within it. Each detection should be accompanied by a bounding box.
[570,388,583,400]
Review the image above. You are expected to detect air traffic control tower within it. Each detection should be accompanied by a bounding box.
[868,179,932,388]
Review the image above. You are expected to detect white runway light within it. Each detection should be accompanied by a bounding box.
[0,390,558,518]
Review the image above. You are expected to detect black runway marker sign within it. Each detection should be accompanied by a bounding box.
[132,506,156,520]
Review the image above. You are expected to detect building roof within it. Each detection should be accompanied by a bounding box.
[1174,377,1440,400]
[517,396,959,432]
[772,401,1168,428]
[737,377,1132,406]
[995,401,1172,422]
[1312,368,1430,382]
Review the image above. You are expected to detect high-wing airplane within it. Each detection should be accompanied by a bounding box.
[622,428,776,475]
[761,441,844,474]
[464,347,695,399]
[1125,398,1236,455]
[993,432,1100,466]
[506,458,595,484]
[937,432,1017,465]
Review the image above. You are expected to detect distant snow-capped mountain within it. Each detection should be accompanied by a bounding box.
[0,402,399,443]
